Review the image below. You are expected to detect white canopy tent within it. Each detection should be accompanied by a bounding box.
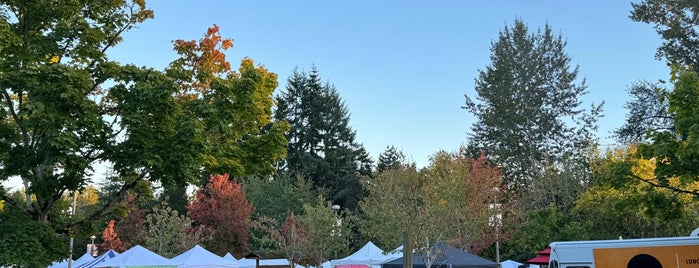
[330,242,401,268]
[501,260,523,268]
[171,245,239,268]
[77,250,120,268]
[47,252,95,268]
[94,245,177,268]
[223,253,237,262]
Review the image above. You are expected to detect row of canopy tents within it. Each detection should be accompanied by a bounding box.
[48,241,503,268]
[328,241,501,268]
[48,245,255,268]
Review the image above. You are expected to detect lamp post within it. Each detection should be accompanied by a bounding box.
[331,204,341,259]
[90,235,97,256]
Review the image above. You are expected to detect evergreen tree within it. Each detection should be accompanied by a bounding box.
[464,19,602,192]
[376,146,412,173]
[274,67,372,210]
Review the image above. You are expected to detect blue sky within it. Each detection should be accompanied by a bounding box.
[108,0,668,168]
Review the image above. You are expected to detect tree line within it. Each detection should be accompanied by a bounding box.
[2,0,699,267]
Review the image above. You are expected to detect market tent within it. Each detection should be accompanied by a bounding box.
[382,243,498,268]
[171,245,239,268]
[47,253,95,268]
[501,260,523,268]
[525,248,549,265]
[331,241,401,268]
[224,253,237,262]
[94,245,177,268]
[77,250,120,268]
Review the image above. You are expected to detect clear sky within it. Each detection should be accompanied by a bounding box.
[106,1,667,168]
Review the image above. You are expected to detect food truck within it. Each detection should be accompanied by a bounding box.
[548,228,699,268]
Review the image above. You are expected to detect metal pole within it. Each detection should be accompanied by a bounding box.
[494,187,500,263]
[68,191,77,268]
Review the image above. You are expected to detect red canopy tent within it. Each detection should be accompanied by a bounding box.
[525,247,550,265]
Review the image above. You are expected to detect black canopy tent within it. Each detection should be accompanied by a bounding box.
[382,243,499,268]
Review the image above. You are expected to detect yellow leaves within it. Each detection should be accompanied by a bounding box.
[45,54,60,64]
[631,157,656,180]
[660,156,672,164]
[0,200,3,211]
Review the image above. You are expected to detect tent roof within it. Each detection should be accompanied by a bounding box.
[537,248,550,255]
[224,253,238,262]
[331,241,400,267]
[77,250,119,268]
[525,255,549,265]
[500,260,523,268]
[73,253,96,267]
[47,253,95,268]
[171,245,238,268]
[382,243,498,268]
[94,245,176,268]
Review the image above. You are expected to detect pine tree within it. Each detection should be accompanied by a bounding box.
[376,146,412,173]
[464,19,602,192]
[274,66,372,210]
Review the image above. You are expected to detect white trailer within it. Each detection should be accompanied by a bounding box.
[548,229,699,268]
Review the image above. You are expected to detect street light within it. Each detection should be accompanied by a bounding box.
[90,235,97,256]
[331,204,341,259]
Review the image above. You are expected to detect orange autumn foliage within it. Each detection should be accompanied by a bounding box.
[172,24,234,93]
[100,220,128,253]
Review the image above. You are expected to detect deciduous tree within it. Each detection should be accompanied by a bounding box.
[630,0,699,69]
[573,145,699,238]
[635,68,699,196]
[298,196,350,265]
[142,202,208,258]
[464,19,601,192]
[615,80,673,144]
[0,2,288,240]
[100,220,127,253]
[188,174,253,256]
[0,207,64,267]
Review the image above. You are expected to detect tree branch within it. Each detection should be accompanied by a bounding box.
[628,174,699,196]
[1,89,30,144]
[59,170,148,232]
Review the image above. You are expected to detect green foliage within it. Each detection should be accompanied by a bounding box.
[0,208,66,267]
[244,173,316,224]
[298,196,351,265]
[615,80,673,144]
[464,19,601,191]
[360,149,514,256]
[142,203,208,258]
[630,0,699,69]
[636,68,699,195]
[359,167,423,251]
[499,205,588,261]
[274,66,372,210]
[0,2,288,261]
[0,0,153,224]
[576,145,699,239]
